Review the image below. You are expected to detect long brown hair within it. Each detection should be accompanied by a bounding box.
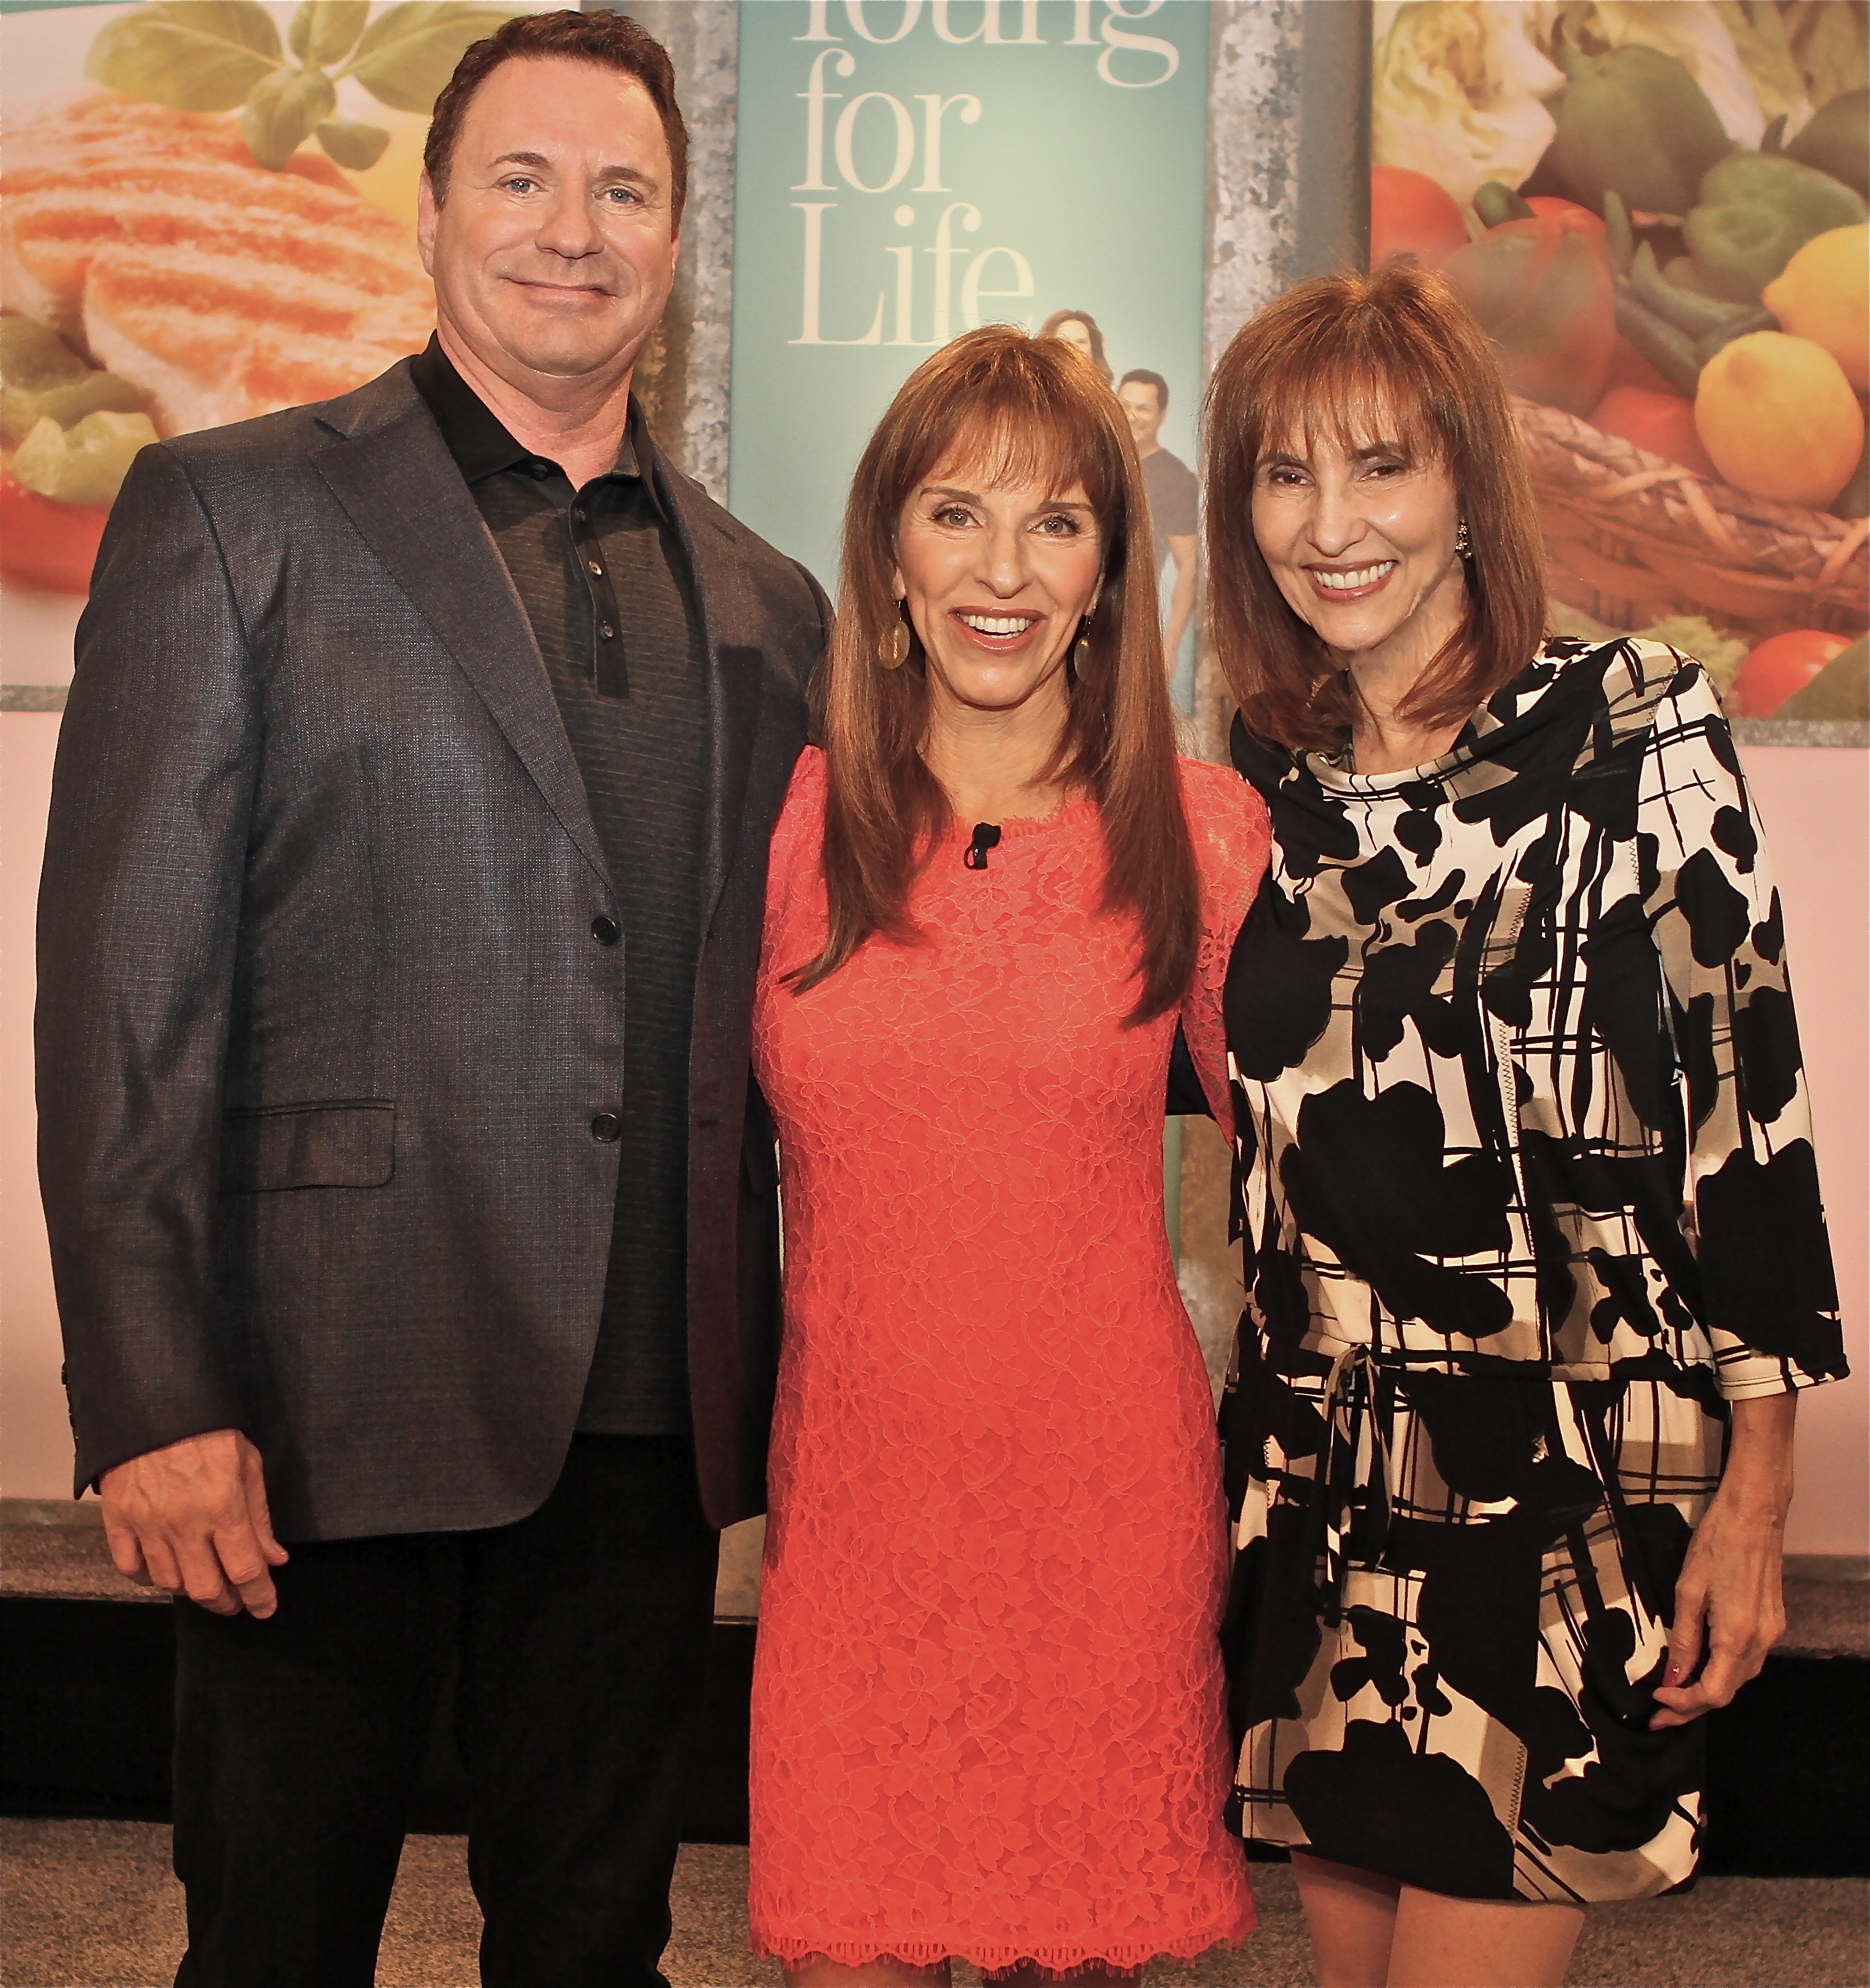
[801,327,1198,1023]
[1203,261,1547,755]
[1037,308,1114,385]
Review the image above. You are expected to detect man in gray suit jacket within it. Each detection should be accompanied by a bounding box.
[35,15,824,1985]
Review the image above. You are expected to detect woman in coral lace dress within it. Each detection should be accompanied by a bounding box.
[747,328,1267,1984]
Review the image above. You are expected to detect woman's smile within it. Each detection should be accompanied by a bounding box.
[1303,559,1398,601]
[951,607,1045,650]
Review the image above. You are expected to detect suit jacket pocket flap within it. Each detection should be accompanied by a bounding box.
[221,1100,395,1192]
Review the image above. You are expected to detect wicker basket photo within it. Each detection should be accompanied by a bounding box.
[1513,398,1869,644]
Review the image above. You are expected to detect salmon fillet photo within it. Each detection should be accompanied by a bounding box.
[1,91,437,594]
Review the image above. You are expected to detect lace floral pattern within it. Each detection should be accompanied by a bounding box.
[747,751,1268,1974]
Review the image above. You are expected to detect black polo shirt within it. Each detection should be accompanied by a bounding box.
[411,337,706,1436]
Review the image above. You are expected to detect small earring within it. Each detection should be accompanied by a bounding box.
[1454,518,1472,559]
[1071,613,1092,675]
[880,613,910,668]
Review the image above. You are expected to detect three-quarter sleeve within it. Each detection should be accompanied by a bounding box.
[1638,662,1847,1398]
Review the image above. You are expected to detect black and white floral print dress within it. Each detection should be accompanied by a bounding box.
[1219,636,1846,1906]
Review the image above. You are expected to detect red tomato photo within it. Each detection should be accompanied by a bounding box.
[1731,630,1851,717]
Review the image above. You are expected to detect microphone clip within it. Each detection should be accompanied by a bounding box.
[964,823,1003,870]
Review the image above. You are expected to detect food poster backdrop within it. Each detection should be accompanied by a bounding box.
[1371,0,1869,732]
[0,0,562,699]
[725,0,1210,703]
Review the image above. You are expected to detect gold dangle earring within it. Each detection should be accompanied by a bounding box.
[1071,613,1093,676]
[1454,518,1473,560]
[880,607,911,668]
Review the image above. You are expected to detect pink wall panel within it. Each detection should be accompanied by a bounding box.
[4,718,1865,1551]
[1736,744,1869,1556]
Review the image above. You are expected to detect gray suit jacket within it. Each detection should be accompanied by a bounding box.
[36,360,827,1540]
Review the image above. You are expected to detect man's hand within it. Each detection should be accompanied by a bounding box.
[1650,1393,1796,1730]
[100,1429,289,1619]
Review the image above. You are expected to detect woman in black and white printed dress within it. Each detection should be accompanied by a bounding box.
[1202,262,1847,1988]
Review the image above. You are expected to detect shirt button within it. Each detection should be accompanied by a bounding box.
[591,914,621,946]
[573,507,588,523]
[590,1112,622,1142]
[530,462,550,480]
[587,559,603,576]
[600,623,615,640]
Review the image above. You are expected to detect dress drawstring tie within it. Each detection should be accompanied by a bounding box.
[1309,1342,1394,1627]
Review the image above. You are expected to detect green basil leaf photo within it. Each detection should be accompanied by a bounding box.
[241,64,338,170]
[86,1,283,114]
[316,117,392,171]
[346,3,518,116]
[289,0,370,71]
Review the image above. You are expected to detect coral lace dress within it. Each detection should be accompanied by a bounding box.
[747,749,1268,1977]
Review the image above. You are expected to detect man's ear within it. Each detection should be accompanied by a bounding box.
[415,173,439,276]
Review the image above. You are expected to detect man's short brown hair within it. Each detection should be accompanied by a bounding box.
[425,9,687,223]
[1118,369,1169,412]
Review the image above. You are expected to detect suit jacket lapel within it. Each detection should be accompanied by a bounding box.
[651,446,764,932]
[311,369,613,893]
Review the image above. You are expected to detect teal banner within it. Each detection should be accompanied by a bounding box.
[726,0,1211,600]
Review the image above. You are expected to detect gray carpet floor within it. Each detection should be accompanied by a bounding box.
[6,1511,1864,1982]
[2,1821,1865,1987]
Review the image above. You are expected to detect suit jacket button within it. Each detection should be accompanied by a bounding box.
[591,914,621,946]
[590,1112,622,1142]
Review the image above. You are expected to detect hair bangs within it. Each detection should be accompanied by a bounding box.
[1253,322,1458,482]
[893,355,1129,558]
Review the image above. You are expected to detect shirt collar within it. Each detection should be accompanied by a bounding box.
[408,334,659,507]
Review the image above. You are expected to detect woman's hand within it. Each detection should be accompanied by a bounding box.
[1650,1392,1798,1730]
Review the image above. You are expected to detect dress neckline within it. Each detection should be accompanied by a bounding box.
[1305,731,1480,794]
[1298,636,1598,796]
[944,790,1097,844]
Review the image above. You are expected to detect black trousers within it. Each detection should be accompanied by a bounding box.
[170,1435,718,1988]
